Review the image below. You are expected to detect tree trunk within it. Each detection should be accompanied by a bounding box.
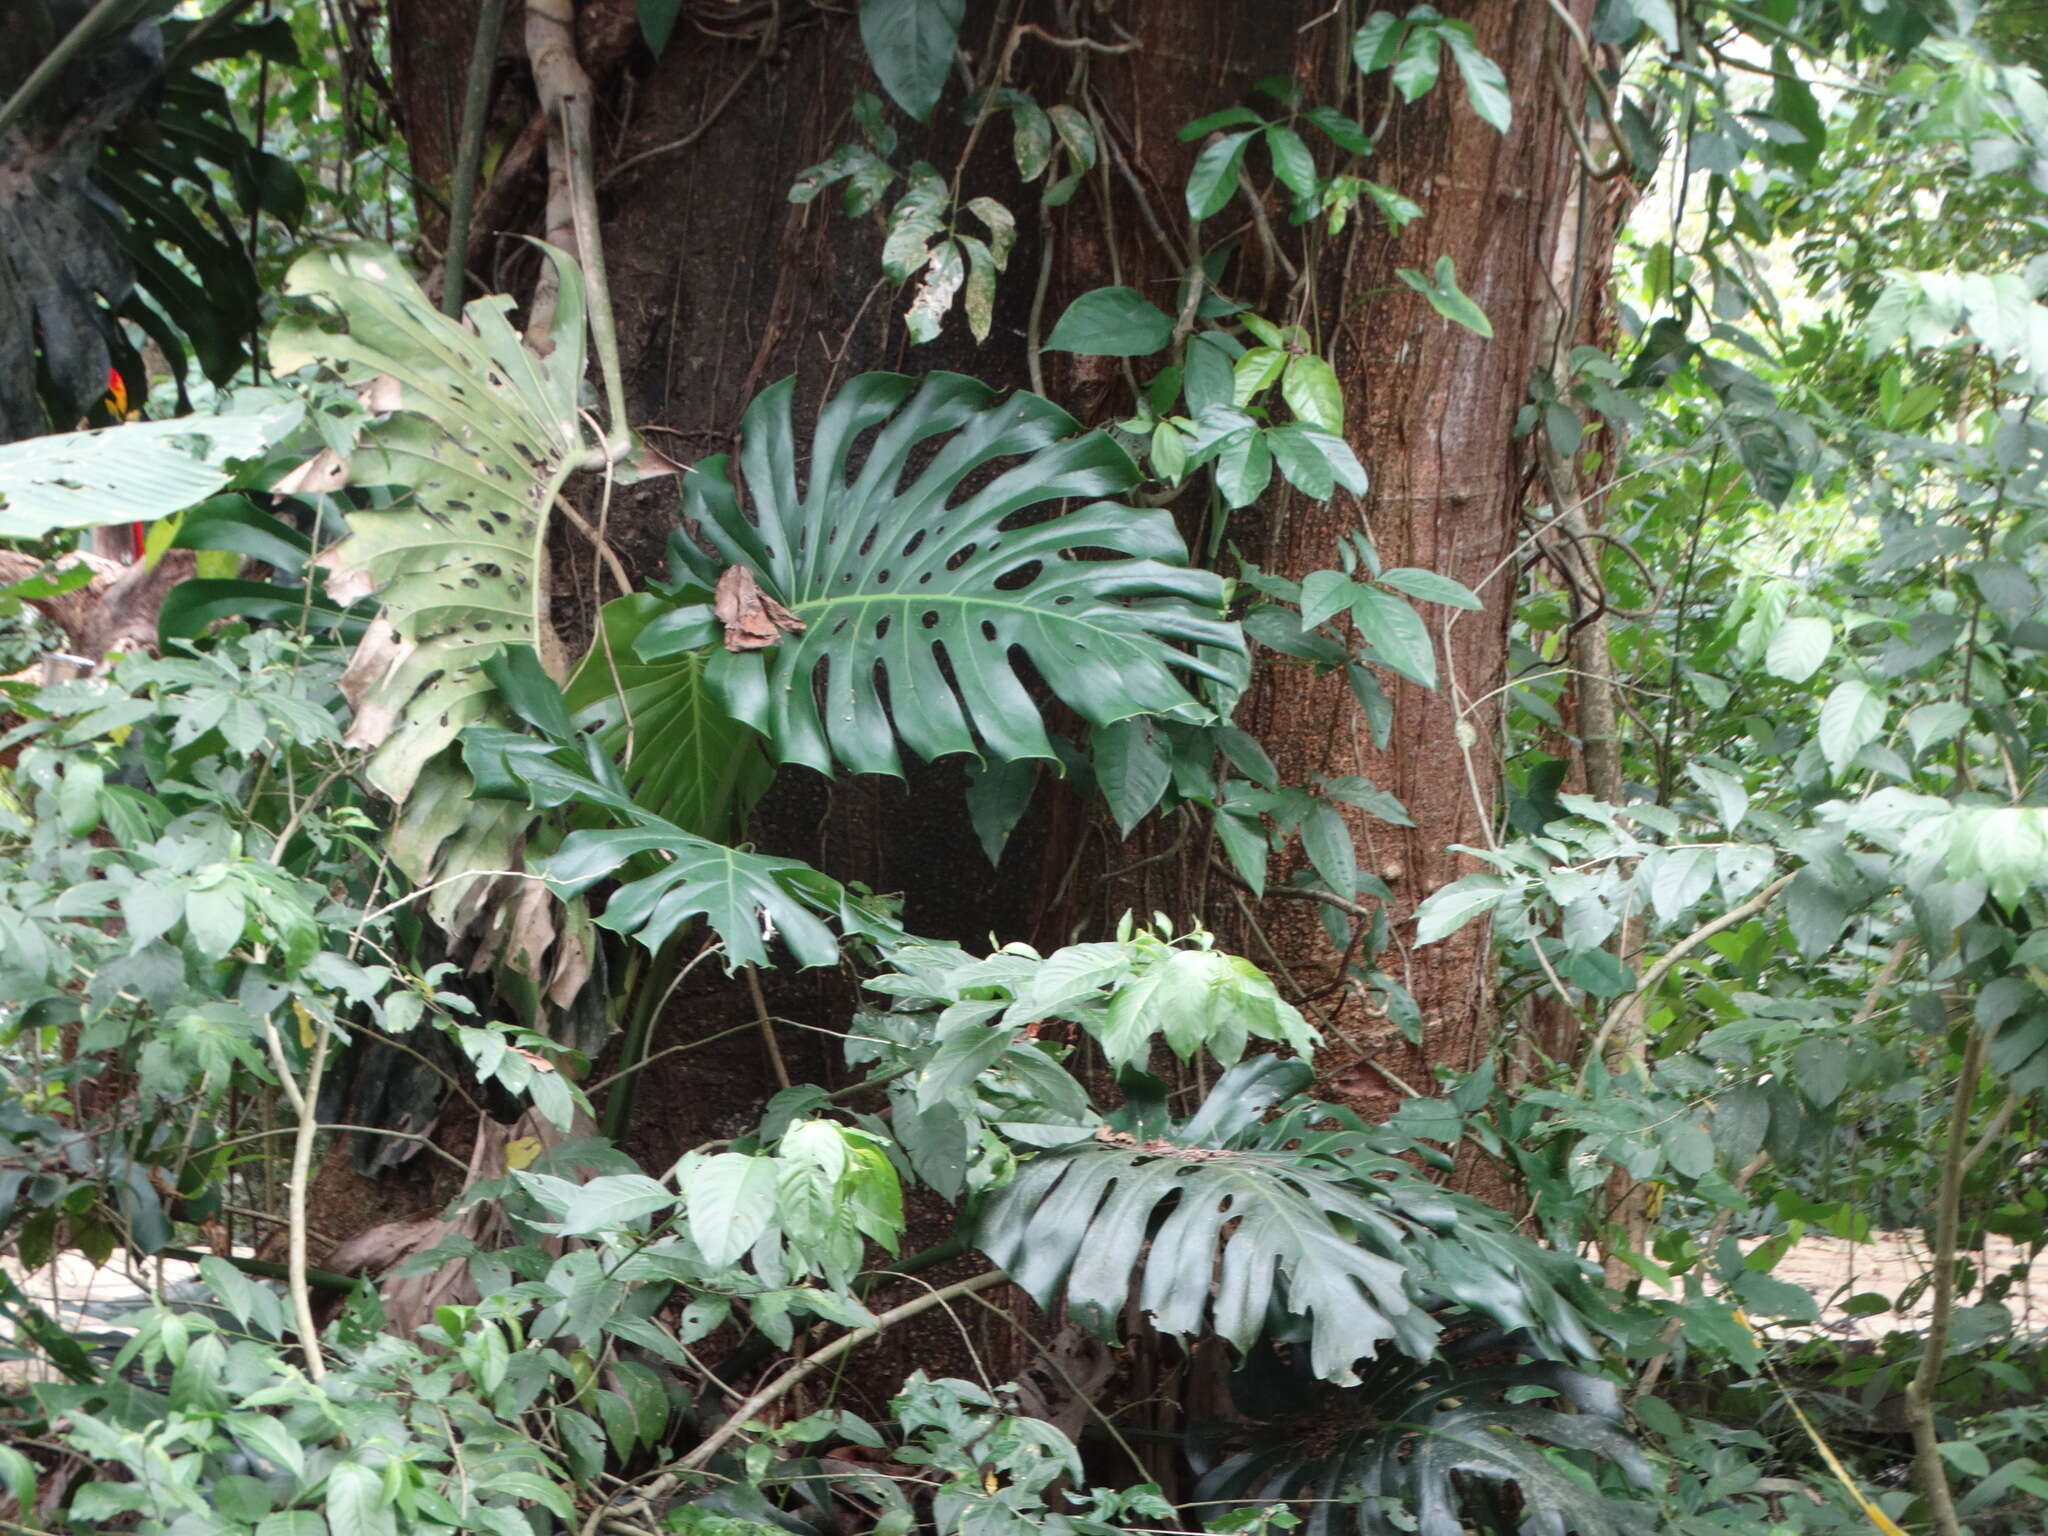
[382,1,1605,1194]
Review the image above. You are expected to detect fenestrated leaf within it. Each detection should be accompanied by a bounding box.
[273,242,590,804]
[1194,1342,1653,1536]
[467,725,896,969]
[658,372,1242,777]
[976,1060,1612,1385]
[266,243,599,996]
[0,400,300,538]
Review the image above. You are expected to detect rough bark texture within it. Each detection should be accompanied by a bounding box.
[1229,10,1597,1176]
[382,1,1599,1207]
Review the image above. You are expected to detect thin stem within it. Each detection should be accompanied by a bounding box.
[565,101,631,456]
[1905,1023,1987,1536]
[1578,872,1793,1091]
[744,963,791,1091]
[443,0,511,316]
[582,1272,1010,1536]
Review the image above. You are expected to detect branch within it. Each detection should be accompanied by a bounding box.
[1578,871,1794,1089]
[583,1271,1010,1536]
[1905,1024,1988,1536]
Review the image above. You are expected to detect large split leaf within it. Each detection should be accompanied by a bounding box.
[0,402,301,538]
[266,243,596,1004]
[460,719,900,971]
[974,1059,1610,1384]
[652,371,1242,777]
[1191,1336,1656,1536]
[269,242,591,801]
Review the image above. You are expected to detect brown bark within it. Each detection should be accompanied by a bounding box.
[1227,10,1598,1188]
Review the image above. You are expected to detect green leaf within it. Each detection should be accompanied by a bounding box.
[1300,801,1357,899]
[1045,287,1174,356]
[1299,570,1359,631]
[1391,25,1442,101]
[976,1060,1605,1383]
[1187,130,1256,221]
[1266,423,1334,499]
[541,821,862,969]
[1817,679,1884,775]
[1350,586,1437,688]
[881,164,947,283]
[637,0,682,54]
[1440,26,1511,131]
[1396,256,1493,338]
[1264,124,1319,202]
[547,1173,675,1235]
[858,0,964,124]
[683,1153,780,1269]
[904,239,965,344]
[1281,354,1344,432]
[1377,567,1482,610]
[271,246,595,977]
[1414,874,1511,946]
[1764,615,1832,683]
[0,400,300,538]
[1939,1440,1993,1480]
[566,587,772,839]
[965,757,1037,865]
[1784,869,1847,960]
[666,372,1241,777]
[1093,717,1172,836]
[324,1462,395,1536]
[1351,13,1402,72]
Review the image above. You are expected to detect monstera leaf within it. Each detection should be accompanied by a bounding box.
[974,1059,1611,1384]
[270,242,591,801]
[267,243,596,1003]
[459,686,901,971]
[1190,1335,1656,1536]
[650,371,1242,777]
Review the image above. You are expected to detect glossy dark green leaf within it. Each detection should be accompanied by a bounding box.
[858,0,965,124]
[661,372,1241,777]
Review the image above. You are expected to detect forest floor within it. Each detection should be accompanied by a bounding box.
[4,1231,2044,1387]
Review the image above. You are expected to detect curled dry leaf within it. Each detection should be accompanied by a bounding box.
[333,617,413,750]
[273,446,351,498]
[714,563,806,652]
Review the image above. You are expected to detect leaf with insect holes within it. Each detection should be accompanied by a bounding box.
[905,240,965,343]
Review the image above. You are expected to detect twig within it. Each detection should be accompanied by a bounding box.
[744,963,791,1091]
[258,1010,332,1380]
[442,0,511,316]
[603,51,763,187]
[581,1272,1011,1536]
[1577,872,1793,1090]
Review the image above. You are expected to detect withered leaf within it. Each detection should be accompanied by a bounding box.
[715,563,806,652]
